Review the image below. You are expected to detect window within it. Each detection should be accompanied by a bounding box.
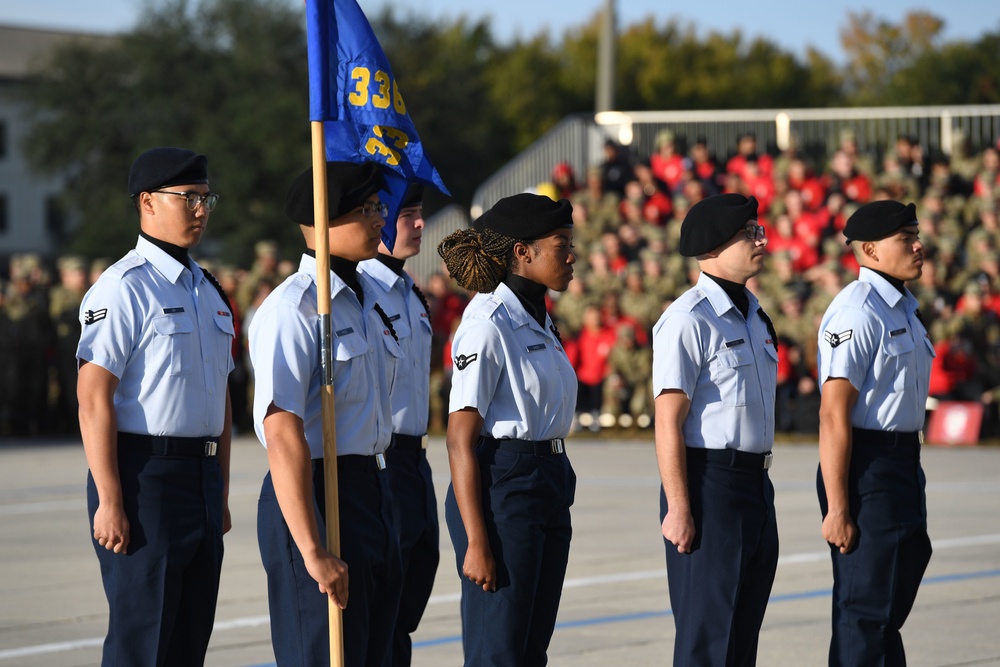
[46,196,66,237]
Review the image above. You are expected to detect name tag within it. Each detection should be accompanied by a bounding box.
[387,314,401,322]
[335,327,354,337]
[889,328,907,336]
[163,307,185,314]
[527,343,547,352]
[725,339,745,348]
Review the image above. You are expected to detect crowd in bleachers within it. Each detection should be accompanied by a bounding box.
[543,128,1000,437]
[4,127,1000,439]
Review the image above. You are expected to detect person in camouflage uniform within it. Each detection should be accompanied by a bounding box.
[5,254,53,436]
[602,324,653,428]
[49,256,89,434]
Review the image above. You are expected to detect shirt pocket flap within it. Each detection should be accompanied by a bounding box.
[334,331,368,360]
[763,342,780,363]
[716,346,753,369]
[884,336,915,357]
[213,313,235,337]
[152,314,194,335]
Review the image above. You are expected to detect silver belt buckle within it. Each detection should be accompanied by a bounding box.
[375,452,387,470]
[762,452,772,470]
[204,440,218,457]
[550,438,565,454]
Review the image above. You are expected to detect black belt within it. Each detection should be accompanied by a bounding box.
[686,447,772,470]
[118,432,219,457]
[852,428,921,449]
[336,453,387,473]
[391,434,427,450]
[482,436,565,456]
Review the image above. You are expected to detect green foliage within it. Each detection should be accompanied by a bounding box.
[21,0,310,265]
[17,2,998,261]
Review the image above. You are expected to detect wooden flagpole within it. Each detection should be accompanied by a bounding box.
[311,120,345,667]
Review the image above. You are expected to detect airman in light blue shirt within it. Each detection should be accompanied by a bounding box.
[450,282,577,442]
[250,253,398,458]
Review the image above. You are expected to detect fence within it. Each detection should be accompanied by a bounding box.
[467,104,1000,215]
[417,104,1000,285]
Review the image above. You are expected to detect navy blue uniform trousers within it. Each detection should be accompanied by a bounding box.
[817,431,932,667]
[384,441,440,667]
[659,456,779,667]
[445,443,576,667]
[258,457,402,667]
[86,446,225,667]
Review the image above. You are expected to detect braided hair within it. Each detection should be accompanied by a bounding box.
[437,227,520,293]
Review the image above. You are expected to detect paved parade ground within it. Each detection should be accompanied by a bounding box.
[1,434,998,666]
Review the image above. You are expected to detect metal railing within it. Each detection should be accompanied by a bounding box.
[469,104,1000,215]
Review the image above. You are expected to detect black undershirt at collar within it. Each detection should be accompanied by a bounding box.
[504,273,549,329]
[703,272,750,320]
[375,253,406,276]
[870,268,907,296]
[140,231,189,268]
[305,249,363,305]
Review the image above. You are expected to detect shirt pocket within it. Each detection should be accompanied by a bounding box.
[212,314,235,376]
[711,345,754,407]
[333,329,369,403]
[152,314,195,376]
[883,335,915,392]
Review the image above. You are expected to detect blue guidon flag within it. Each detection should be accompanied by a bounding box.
[306,0,450,250]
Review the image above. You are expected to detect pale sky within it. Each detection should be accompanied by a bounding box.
[2,0,998,64]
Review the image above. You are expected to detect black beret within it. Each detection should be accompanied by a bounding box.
[679,193,759,257]
[473,193,573,241]
[285,161,385,227]
[128,147,208,196]
[401,183,424,209]
[843,200,918,245]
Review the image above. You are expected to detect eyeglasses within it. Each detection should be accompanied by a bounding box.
[359,201,389,218]
[744,223,766,241]
[154,190,220,212]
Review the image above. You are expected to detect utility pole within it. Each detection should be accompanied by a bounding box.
[595,0,616,112]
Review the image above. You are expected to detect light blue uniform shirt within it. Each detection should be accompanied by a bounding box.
[249,254,400,458]
[76,236,234,437]
[449,282,577,441]
[818,267,935,432]
[359,258,432,437]
[652,272,778,453]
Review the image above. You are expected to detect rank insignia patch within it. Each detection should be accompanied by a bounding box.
[824,329,853,348]
[84,309,107,325]
[454,353,478,371]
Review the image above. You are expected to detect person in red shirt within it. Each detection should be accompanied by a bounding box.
[570,304,617,430]
[825,150,872,205]
[726,132,774,181]
[650,130,686,193]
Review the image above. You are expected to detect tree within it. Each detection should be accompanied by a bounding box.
[840,10,945,104]
[886,27,1000,106]
[22,0,312,264]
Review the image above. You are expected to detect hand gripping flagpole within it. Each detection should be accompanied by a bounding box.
[310,121,345,667]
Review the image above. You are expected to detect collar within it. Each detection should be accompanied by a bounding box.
[135,235,199,285]
[859,266,910,310]
[360,256,408,296]
[495,282,548,333]
[504,274,548,329]
[697,271,759,318]
[297,253,354,301]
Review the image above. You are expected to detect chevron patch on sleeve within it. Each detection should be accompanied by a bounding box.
[824,329,853,348]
